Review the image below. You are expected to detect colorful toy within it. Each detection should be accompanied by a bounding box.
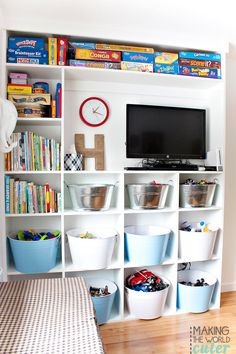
[179,278,209,287]
[79,232,96,239]
[180,221,211,233]
[15,229,60,241]
[126,269,169,292]
[90,285,110,297]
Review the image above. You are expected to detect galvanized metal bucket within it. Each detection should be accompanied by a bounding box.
[67,184,114,211]
[126,183,169,209]
[179,184,217,208]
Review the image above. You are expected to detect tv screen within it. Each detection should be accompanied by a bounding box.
[126,104,206,159]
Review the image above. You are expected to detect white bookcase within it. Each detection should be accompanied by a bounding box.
[0,29,226,321]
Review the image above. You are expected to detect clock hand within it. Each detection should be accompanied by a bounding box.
[93,106,100,113]
[94,111,103,116]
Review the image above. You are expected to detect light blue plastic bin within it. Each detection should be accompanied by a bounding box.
[177,270,217,313]
[87,279,117,325]
[124,225,170,265]
[8,233,61,274]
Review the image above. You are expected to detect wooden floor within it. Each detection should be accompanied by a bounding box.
[100,291,236,354]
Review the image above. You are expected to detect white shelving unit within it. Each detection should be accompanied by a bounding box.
[0,28,226,322]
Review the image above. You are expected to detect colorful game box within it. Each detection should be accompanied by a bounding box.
[9,72,28,80]
[178,58,221,69]
[96,43,154,54]
[68,41,96,50]
[8,93,51,105]
[7,49,48,59]
[179,66,221,79]
[179,51,221,62]
[75,49,121,62]
[48,38,57,65]
[57,38,67,66]
[154,52,178,65]
[121,61,153,72]
[7,84,32,94]
[7,57,48,65]
[8,37,45,50]
[154,64,179,75]
[122,51,154,63]
[68,60,121,69]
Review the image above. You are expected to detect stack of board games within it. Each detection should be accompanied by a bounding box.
[178,51,221,79]
[67,41,121,69]
[121,49,154,72]
[7,72,32,94]
[7,72,62,118]
[7,37,48,65]
[154,52,179,75]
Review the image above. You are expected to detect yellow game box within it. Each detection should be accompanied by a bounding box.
[7,84,32,94]
[8,93,51,105]
[96,43,154,54]
[154,52,178,65]
[48,38,57,65]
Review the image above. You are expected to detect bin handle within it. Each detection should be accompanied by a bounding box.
[168,179,174,186]
[64,181,69,189]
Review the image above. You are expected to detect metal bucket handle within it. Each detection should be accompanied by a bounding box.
[167,179,174,186]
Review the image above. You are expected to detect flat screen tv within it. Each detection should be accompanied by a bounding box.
[126,104,206,160]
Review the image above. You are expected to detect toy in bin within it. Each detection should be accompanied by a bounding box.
[15,229,60,241]
[126,269,169,292]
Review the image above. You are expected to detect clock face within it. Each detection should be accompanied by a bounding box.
[79,97,109,127]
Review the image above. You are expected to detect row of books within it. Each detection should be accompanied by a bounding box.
[5,131,61,171]
[5,176,61,214]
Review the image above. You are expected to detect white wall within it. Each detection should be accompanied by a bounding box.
[222,55,236,291]
[1,0,236,290]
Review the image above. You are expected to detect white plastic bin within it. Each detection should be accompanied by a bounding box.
[179,226,218,261]
[67,228,117,270]
[125,276,170,319]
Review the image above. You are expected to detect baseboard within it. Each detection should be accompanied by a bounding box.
[221,282,236,292]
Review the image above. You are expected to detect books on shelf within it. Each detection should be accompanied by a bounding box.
[5,176,61,214]
[5,131,61,171]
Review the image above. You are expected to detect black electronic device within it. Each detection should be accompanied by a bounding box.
[126,104,206,160]
[125,164,198,171]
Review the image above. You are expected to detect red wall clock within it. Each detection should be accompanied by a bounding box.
[79,97,109,127]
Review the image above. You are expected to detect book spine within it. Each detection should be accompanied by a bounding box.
[57,192,61,213]
[5,176,11,214]
[21,132,26,171]
[9,178,14,214]
[45,183,50,212]
[14,180,19,214]
[24,132,28,171]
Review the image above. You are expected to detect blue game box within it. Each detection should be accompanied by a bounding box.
[122,51,154,63]
[179,51,221,62]
[8,37,45,51]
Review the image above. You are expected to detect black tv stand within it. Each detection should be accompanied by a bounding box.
[125,164,198,171]
[126,160,198,171]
